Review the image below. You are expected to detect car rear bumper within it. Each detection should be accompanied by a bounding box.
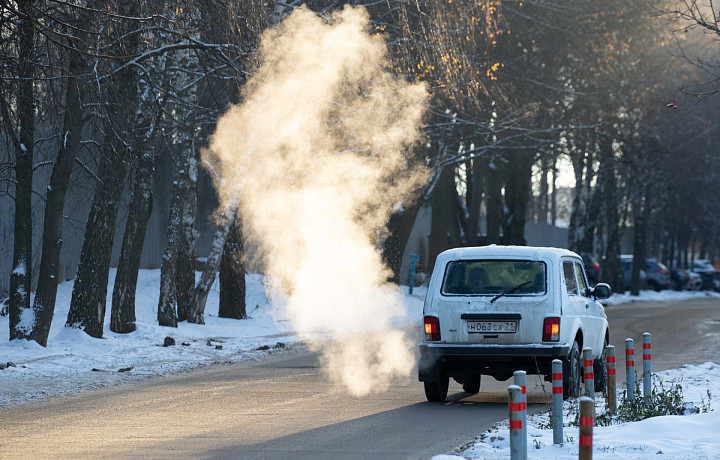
[419,342,570,358]
[418,342,571,381]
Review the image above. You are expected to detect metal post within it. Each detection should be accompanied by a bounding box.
[583,347,594,399]
[513,370,527,459]
[508,385,524,460]
[408,253,419,295]
[606,345,616,413]
[579,396,594,460]
[625,338,635,401]
[643,332,652,403]
[552,359,563,445]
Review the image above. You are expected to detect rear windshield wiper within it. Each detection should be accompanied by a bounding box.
[490,280,532,304]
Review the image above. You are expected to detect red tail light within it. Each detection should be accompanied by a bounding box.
[543,317,560,342]
[591,263,600,271]
[424,316,440,341]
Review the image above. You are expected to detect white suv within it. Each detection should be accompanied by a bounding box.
[419,245,611,402]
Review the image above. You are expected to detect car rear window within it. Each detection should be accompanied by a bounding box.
[441,260,546,296]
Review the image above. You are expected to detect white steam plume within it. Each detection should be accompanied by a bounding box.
[204,6,428,396]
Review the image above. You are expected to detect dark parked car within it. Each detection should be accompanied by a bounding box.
[670,268,702,291]
[620,255,647,291]
[620,256,670,291]
[692,259,720,291]
[645,258,671,291]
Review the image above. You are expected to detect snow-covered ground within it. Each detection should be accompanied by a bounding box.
[0,269,307,407]
[0,269,425,407]
[2,271,720,459]
[436,361,720,460]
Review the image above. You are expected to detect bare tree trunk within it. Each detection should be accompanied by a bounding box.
[66,3,138,338]
[382,201,421,283]
[502,152,532,246]
[538,154,550,224]
[601,139,622,292]
[485,156,503,244]
[630,192,649,296]
[175,143,197,322]
[568,149,588,252]
[157,174,182,328]
[111,151,154,333]
[32,35,86,346]
[9,2,35,341]
[158,137,197,326]
[190,204,236,322]
[218,216,246,320]
[110,72,164,334]
[550,156,558,226]
[466,154,485,245]
[66,138,127,337]
[428,165,462,273]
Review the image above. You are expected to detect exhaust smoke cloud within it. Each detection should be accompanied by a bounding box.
[204,6,428,396]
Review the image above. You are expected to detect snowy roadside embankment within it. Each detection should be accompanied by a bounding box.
[0,269,425,407]
[435,362,720,460]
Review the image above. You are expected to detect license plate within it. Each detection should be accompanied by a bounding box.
[467,321,517,334]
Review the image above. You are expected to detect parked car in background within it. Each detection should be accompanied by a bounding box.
[620,255,647,291]
[619,255,670,291]
[419,245,611,402]
[645,258,671,291]
[692,259,720,291]
[670,268,702,291]
[581,252,602,287]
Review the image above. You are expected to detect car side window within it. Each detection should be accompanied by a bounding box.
[574,261,589,297]
[563,260,579,296]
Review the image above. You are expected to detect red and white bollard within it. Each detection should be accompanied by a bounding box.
[513,370,527,458]
[643,332,652,402]
[552,359,563,444]
[583,347,594,399]
[606,345,617,412]
[579,396,594,460]
[625,338,635,400]
[508,385,526,460]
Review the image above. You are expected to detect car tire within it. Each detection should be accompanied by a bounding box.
[424,374,449,402]
[462,375,481,394]
[594,339,608,393]
[563,341,582,399]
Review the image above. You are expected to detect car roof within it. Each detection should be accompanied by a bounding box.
[436,245,580,264]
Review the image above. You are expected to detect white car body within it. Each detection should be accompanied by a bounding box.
[419,245,610,401]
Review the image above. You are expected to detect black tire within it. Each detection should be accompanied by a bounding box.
[563,341,582,399]
[594,338,608,393]
[462,375,481,394]
[424,374,449,402]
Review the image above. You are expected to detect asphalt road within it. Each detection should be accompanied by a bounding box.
[605,295,720,377]
[2,296,719,459]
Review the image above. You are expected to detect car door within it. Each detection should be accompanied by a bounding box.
[573,260,605,356]
[562,258,599,354]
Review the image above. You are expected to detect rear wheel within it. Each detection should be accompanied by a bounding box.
[563,341,582,399]
[594,338,608,393]
[424,374,449,402]
[462,375,481,394]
